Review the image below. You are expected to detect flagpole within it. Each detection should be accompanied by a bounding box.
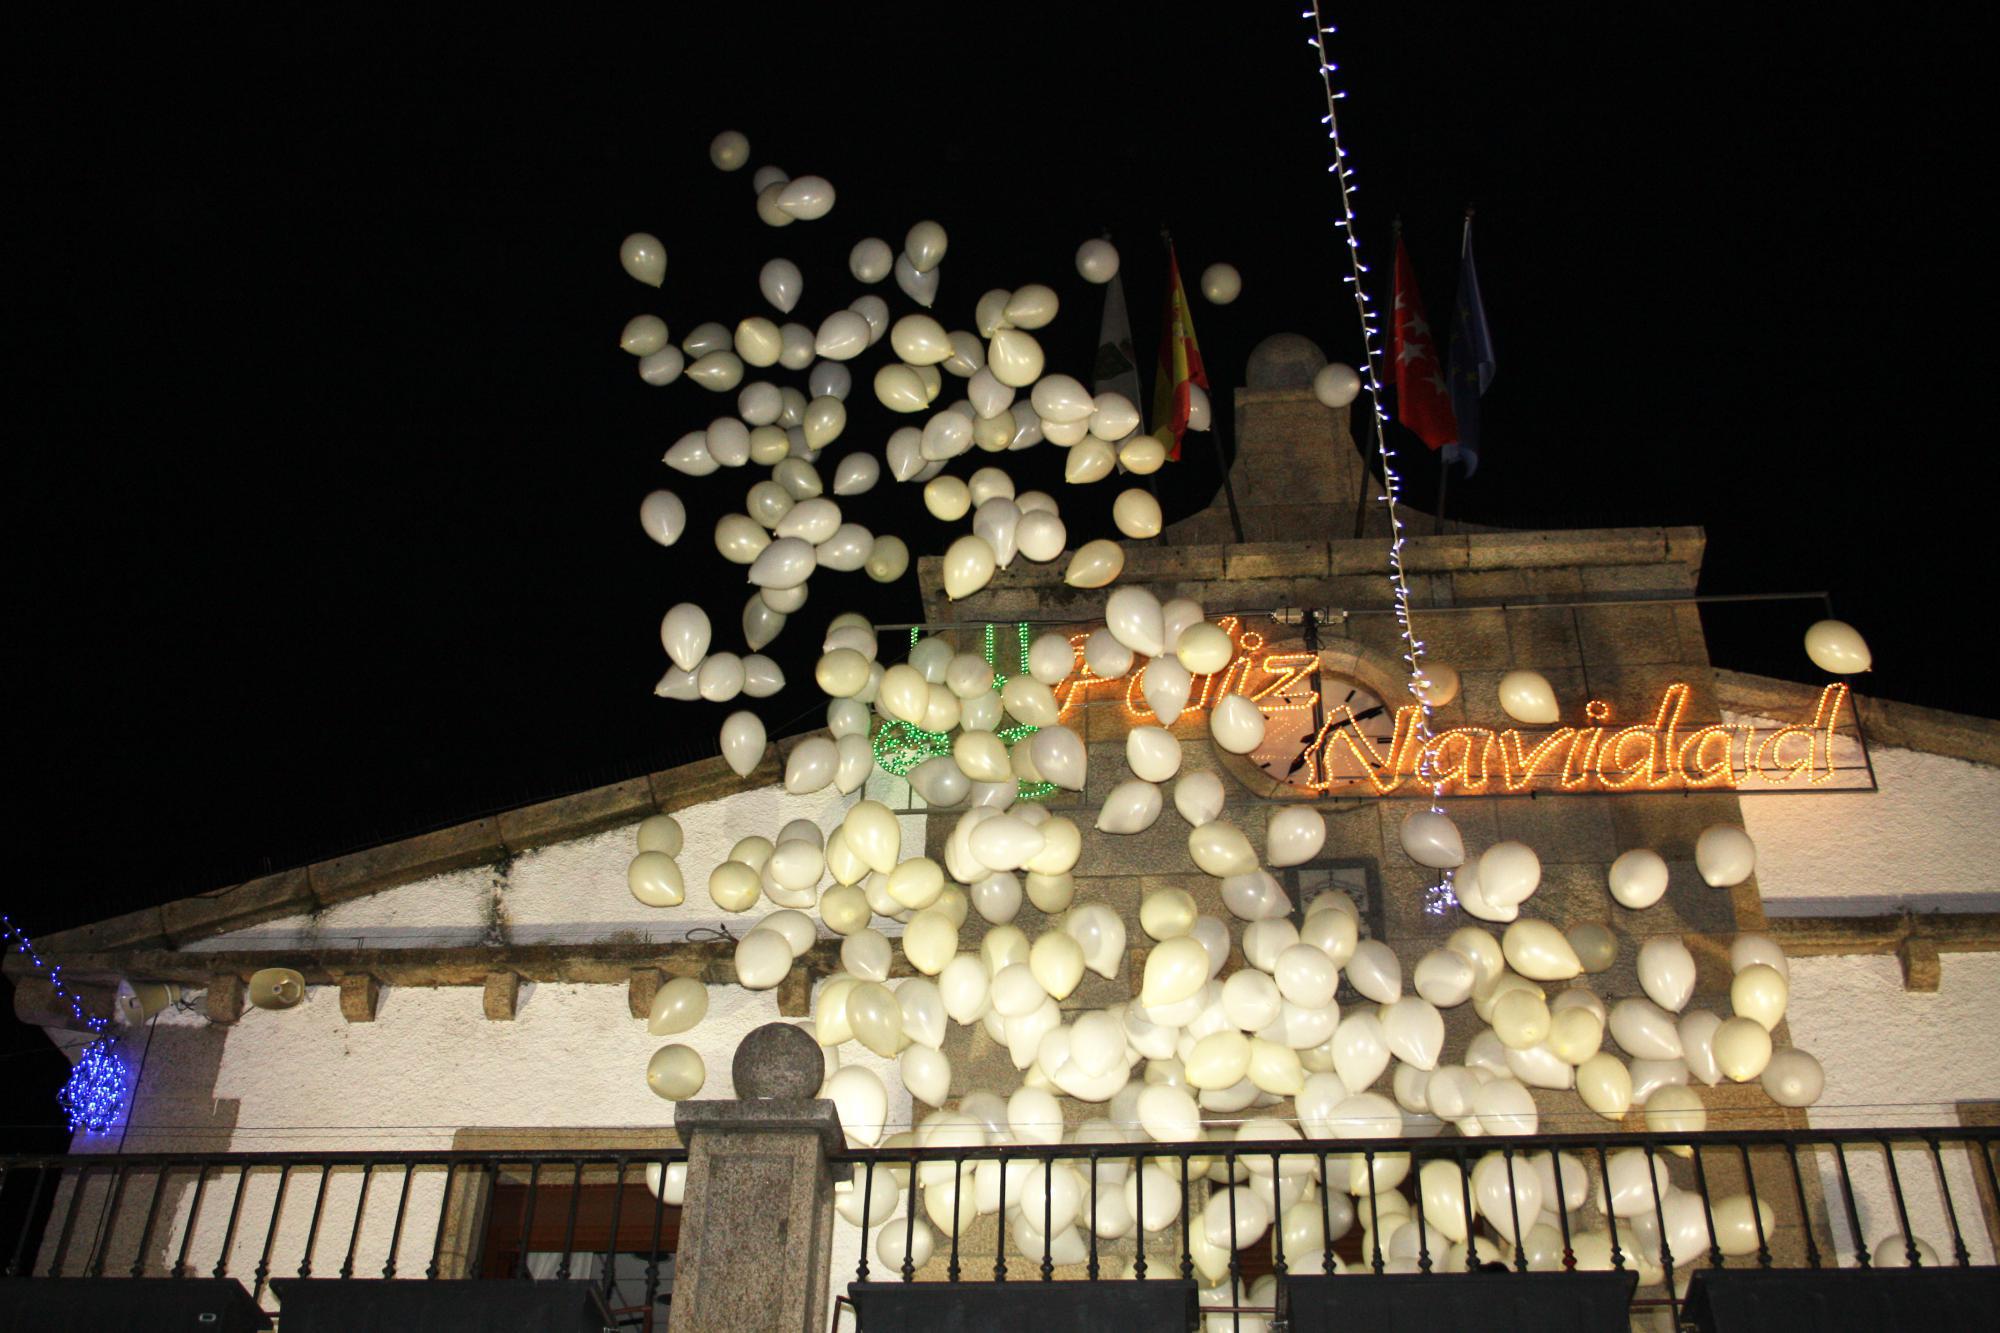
[1164,226,1245,543]
[1358,218,1403,537]
[1436,207,1474,536]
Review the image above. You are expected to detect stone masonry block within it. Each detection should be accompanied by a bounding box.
[1223,544,1331,581]
[206,974,245,1025]
[628,967,663,1020]
[1575,603,1683,667]
[337,973,381,1022]
[482,971,520,1020]
[1506,606,1584,669]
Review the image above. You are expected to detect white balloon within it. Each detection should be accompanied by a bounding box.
[1174,771,1225,827]
[1209,694,1267,754]
[1637,937,1697,1012]
[1502,920,1581,981]
[1313,362,1361,407]
[973,498,1021,568]
[864,535,910,584]
[1104,587,1166,657]
[1398,810,1465,868]
[1804,619,1871,673]
[1497,670,1561,724]
[1478,841,1542,907]
[987,328,1045,388]
[1120,434,1167,474]
[758,258,803,314]
[1608,998,1684,1061]
[664,431,718,477]
[1063,439,1118,485]
[696,652,745,702]
[1096,779,1163,834]
[1075,238,1120,283]
[620,314,668,356]
[1143,658,1193,726]
[747,537,815,589]
[717,711,765,778]
[1413,949,1477,1008]
[1731,963,1789,1030]
[1265,807,1326,867]
[893,251,939,308]
[1028,726,1088,790]
[638,345,684,386]
[775,173,834,220]
[1760,1048,1824,1107]
[707,130,750,171]
[659,603,712,673]
[942,535,997,600]
[1695,825,1757,887]
[1346,940,1403,1004]
[1189,821,1257,877]
[639,490,686,548]
[1200,263,1242,305]
[1608,848,1670,909]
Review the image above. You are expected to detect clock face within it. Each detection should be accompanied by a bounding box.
[1247,669,1399,791]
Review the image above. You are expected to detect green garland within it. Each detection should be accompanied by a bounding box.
[872,621,1057,801]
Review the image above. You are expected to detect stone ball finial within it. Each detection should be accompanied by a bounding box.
[1246,333,1329,389]
[732,1021,825,1100]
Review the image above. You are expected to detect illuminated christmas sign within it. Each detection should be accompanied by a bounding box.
[1049,617,1869,796]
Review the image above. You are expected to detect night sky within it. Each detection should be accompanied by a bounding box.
[5,8,1981,1141]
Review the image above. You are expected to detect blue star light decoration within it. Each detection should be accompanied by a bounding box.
[3,913,127,1134]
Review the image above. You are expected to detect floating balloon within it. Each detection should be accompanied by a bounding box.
[1413,949,1477,1008]
[1804,619,1871,673]
[733,930,791,990]
[1607,848,1670,909]
[1414,663,1461,706]
[639,490,686,548]
[1399,810,1465,868]
[1608,998,1683,1061]
[696,652,745,702]
[758,258,803,314]
[1063,439,1117,484]
[905,219,948,272]
[849,236,893,283]
[1075,238,1119,283]
[1266,806,1326,868]
[1111,489,1163,539]
[1144,658,1194,726]
[987,328,1045,387]
[621,314,668,356]
[1096,779,1163,834]
[638,345,684,386]
[709,130,750,171]
[1210,694,1267,753]
[1730,963,1788,1030]
[627,852,684,907]
[1174,771,1225,827]
[1479,841,1542,908]
[1064,539,1125,589]
[1120,434,1166,474]
[891,313,953,366]
[747,537,815,589]
[865,535,910,583]
[1695,825,1757,887]
[659,603,711,673]
[646,1044,705,1100]
[776,174,835,221]
[894,252,939,307]
[1200,263,1242,304]
[1760,1048,1824,1107]
[1637,937,1697,1012]
[1313,363,1361,408]
[1497,670,1560,723]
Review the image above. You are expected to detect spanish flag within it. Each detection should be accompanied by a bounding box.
[1152,243,1208,460]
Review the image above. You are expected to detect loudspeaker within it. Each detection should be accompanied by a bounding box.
[0,1277,272,1330]
[115,980,181,1025]
[268,1278,615,1331]
[246,968,306,1010]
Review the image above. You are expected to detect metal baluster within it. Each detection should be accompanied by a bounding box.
[1503,1150,1527,1274]
[174,1163,213,1278]
[642,1158,667,1317]
[1927,1138,1971,1267]
[252,1164,292,1302]
[557,1159,585,1280]
[1087,1156,1098,1281]
[1368,1152,1384,1274]
[904,1150,919,1283]
[298,1164,332,1278]
[1412,1147,1431,1274]
[1594,1145,1626,1272]
[1040,1154,1053,1282]
[1690,1146,1722,1269]
[1784,1144,1821,1269]
[87,1165,132,1278]
[1456,1151,1476,1273]
[948,1158,963,1283]
[340,1164,375,1278]
[1317,1152,1333,1277]
[1553,1151,1575,1271]
[214,1166,250,1280]
[1977,1139,2000,1232]
[384,1161,417,1279]
[1881,1138,1921,1267]
[601,1157,627,1307]
[1226,1152,1242,1323]
[429,1163,460,1279]
[1644,1145,1676,1321]
[47,1163,92,1277]
[1270,1152,1288,1284]
[1131,1154,1144,1281]
[1833,1143,1868,1267]
[1179,1155,1194,1281]
[994,1149,1008,1282]
[516,1159,543,1280]
[469,1162,499,1278]
[856,1158,873,1284]
[9,1166,53,1276]
[1739,1144,1772,1269]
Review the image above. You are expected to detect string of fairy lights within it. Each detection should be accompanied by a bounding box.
[871,622,1056,802]
[2,912,127,1133]
[1304,3,1456,913]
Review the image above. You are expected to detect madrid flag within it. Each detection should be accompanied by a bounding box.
[1152,244,1208,460]
[1389,234,1459,450]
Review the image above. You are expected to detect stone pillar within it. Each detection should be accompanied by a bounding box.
[668,1023,843,1333]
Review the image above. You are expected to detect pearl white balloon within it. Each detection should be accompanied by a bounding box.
[647,1044,705,1100]
[1607,848,1670,909]
[1347,939,1403,1003]
[706,129,750,171]
[816,524,873,573]
[1170,624,1229,676]
[659,603,711,673]
[1075,238,1119,283]
[639,490,687,549]
[1209,694,1267,754]
[1174,771,1225,827]
[1186,385,1212,432]
[746,537,815,590]
[1760,1048,1824,1107]
[1413,949,1477,1008]
[758,258,803,314]
[664,432,718,477]
[1313,362,1361,407]
[1119,434,1167,475]
[892,251,939,308]
[1096,780,1163,834]
[864,535,910,583]
[1804,619,1871,673]
[1608,998,1684,1061]
[1398,810,1465,868]
[1637,937,1697,1012]
[620,314,668,356]
[986,328,1045,388]
[1200,263,1241,304]
[1104,587,1166,657]
[1497,670,1561,723]
[1116,728,1177,786]
[1502,920,1581,981]
[1028,727,1088,791]
[1063,438,1118,485]
[637,344,684,386]
[1695,825,1757,887]
[1140,937,1210,1008]
[733,929,792,990]
[973,498,1021,568]
[696,652,745,702]
[619,232,665,287]
[783,737,838,794]
[942,535,997,600]
[1062,539,1123,588]
[627,852,684,908]
[716,710,765,778]
[1143,658,1194,726]
[1188,821,1256,877]
[1478,841,1542,908]
[1265,806,1326,867]
[774,174,834,221]
[1730,963,1788,1030]
[1104,488,1162,540]
[775,496,841,544]
[1713,1017,1773,1081]
[688,349,748,392]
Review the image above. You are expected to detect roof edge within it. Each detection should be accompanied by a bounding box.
[1713,669,1999,768]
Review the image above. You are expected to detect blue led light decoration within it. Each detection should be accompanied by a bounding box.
[1303,4,1457,915]
[2,912,127,1134]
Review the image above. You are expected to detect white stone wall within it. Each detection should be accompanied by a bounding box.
[1785,952,2000,1263]
[1724,718,2000,916]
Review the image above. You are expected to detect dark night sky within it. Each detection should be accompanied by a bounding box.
[3,7,1983,1138]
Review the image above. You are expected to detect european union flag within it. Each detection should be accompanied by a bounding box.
[1444,216,1495,475]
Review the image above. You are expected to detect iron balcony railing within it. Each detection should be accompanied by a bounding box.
[830,1125,2000,1329]
[0,1147,690,1329]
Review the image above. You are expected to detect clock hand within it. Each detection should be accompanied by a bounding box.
[1351,704,1387,723]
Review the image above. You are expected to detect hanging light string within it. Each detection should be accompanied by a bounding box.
[1303,5,1455,913]
[2,912,127,1133]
